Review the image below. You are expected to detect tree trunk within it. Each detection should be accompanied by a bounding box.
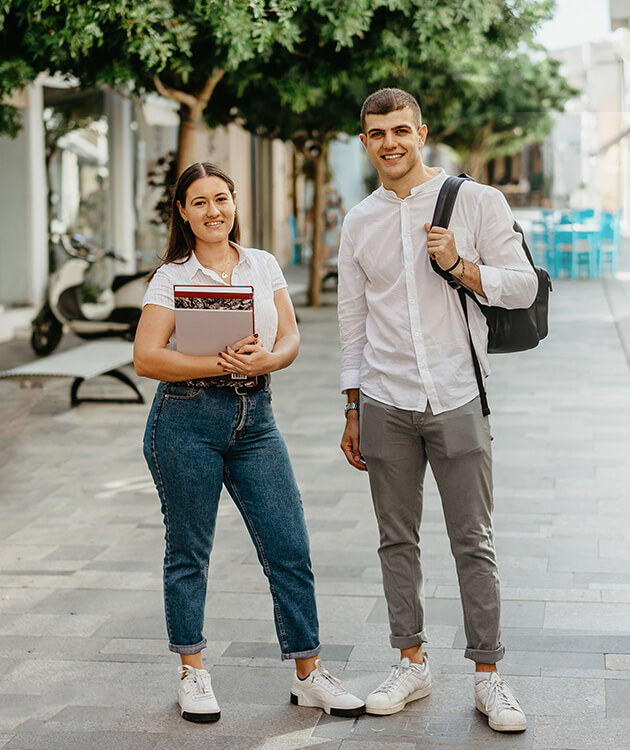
[308,145,327,307]
[176,111,211,176]
[153,70,225,177]
[462,151,487,182]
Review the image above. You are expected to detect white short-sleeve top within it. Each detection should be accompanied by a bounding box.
[142,244,288,352]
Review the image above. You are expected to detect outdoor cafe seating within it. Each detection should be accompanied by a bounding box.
[529,209,621,279]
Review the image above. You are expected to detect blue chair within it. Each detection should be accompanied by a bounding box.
[552,225,576,277]
[571,224,599,278]
[570,208,597,223]
[598,210,621,276]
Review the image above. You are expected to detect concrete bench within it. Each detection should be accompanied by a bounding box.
[0,340,144,407]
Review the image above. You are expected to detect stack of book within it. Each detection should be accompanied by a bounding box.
[174,285,254,356]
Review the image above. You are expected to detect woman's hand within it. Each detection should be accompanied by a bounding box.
[219,288,300,378]
[219,334,278,378]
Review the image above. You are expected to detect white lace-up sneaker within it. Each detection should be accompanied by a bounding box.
[366,656,431,715]
[290,659,366,717]
[474,671,527,732]
[178,665,221,722]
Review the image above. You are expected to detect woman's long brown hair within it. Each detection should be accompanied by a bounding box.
[148,162,241,280]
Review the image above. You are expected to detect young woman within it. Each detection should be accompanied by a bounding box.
[134,162,364,722]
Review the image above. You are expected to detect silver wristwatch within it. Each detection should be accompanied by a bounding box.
[344,401,360,417]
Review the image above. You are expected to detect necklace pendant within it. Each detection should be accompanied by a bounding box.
[221,272,228,279]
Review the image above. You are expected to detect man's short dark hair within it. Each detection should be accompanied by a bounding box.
[360,88,422,133]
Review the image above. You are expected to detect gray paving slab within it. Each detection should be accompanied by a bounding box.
[1,270,630,749]
[3,727,160,750]
[533,716,630,750]
[604,678,630,718]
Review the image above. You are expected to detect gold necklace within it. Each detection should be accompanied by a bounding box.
[204,249,234,280]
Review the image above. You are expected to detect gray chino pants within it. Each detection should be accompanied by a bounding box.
[359,393,505,663]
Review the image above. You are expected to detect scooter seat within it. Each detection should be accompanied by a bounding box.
[112,270,148,293]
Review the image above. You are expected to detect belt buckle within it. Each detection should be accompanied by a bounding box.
[234,374,267,395]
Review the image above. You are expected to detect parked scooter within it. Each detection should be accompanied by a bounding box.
[31,231,147,356]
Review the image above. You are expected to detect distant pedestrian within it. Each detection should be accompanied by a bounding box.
[134,161,364,723]
[337,89,537,732]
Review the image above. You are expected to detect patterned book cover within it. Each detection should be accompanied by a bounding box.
[174,285,254,311]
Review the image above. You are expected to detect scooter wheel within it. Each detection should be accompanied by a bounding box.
[31,314,63,356]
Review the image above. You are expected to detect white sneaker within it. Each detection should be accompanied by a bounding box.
[178,665,221,723]
[366,656,431,715]
[290,659,366,717]
[474,671,527,732]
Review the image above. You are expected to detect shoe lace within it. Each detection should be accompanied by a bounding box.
[374,662,409,694]
[483,675,520,714]
[311,659,346,695]
[178,665,215,698]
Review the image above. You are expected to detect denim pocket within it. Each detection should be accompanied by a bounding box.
[164,383,203,400]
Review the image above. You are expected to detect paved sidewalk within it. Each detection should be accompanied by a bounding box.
[1,270,630,750]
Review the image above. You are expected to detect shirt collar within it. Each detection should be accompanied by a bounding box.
[378,168,447,203]
[181,243,250,281]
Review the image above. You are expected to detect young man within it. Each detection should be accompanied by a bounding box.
[337,88,537,732]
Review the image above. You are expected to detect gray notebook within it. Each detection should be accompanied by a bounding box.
[174,285,254,356]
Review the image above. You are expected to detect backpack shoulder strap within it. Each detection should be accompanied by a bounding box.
[429,173,490,416]
[430,175,473,287]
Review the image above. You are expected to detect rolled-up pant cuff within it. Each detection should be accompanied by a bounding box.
[169,638,207,655]
[465,643,505,664]
[390,631,427,650]
[282,644,321,662]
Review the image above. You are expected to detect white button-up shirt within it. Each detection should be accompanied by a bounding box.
[142,244,287,352]
[338,170,537,415]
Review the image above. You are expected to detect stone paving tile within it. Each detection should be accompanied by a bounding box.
[604,678,630,717]
[154,736,262,750]
[0,613,109,638]
[336,743,413,750]
[3,727,160,750]
[543,602,630,631]
[29,589,163,617]
[533,716,630,750]
[0,635,111,661]
[43,545,109,561]
[605,653,630,670]
[92,615,169,641]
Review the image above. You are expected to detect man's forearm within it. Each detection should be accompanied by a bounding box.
[450,257,486,298]
[344,388,360,404]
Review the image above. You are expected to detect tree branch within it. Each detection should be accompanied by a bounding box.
[153,76,198,110]
[198,69,226,106]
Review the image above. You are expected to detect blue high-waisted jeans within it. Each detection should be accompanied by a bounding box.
[143,380,320,660]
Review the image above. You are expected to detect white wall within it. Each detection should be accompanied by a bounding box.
[0,82,47,308]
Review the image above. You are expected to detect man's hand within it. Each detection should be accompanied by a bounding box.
[340,413,367,471]
[424,223,460,273]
